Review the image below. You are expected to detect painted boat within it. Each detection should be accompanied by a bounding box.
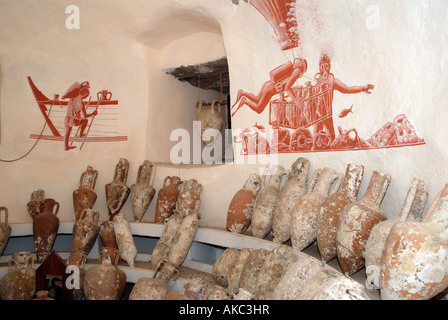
[27,76,127,143]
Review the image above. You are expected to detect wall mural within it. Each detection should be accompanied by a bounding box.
[231,0,425,155]
[28,77,127,151]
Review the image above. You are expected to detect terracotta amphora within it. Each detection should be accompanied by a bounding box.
[154,176,182,224]
[175,179,202,216]
[295,269,370,300]
[226,174,262,234]
[381,183,448,300]
[26,189,45,219]
[113,212,137,268]
[130,160,156,222]
[72,208,100,256]
[0,252,36,300]
[364,177,427,289]
[84,247,126,300]
[273,256,324,300]
[151,213,184,269]
[196,99,223,146]
[66,251,87,300]
[33,198,60,263]
[73,165,98,221]
[291,167,343,251]
[238,248,270,295]
[105,158,130,220]
[336,170,391,276]
[212,248,240,286]
[99,221,118,249]
[129,277,172,300]
[0,207,11,256]
[253,245,296,300]
[316,164,364,262]
[227,248,253,296]
[272,157,311,244]
[251,165,286,239]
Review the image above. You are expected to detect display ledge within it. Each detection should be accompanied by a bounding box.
[2,221,380,299]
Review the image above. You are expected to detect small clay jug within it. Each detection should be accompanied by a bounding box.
[196,99,223,146]
[0,207,11,256]
[381,184,448,300]
[336,170,391,276]
[66,251,87,300]
[175,179,203,215]
[105,158,130,220]
[26,189,45,219]
[238,248,270,295]
[154,176,182,224]
[151,213,184,269]
[113,212,137,267]
[253,245,296,300]
[212,248,240,286]
[364,177,427,289]
[99,221,118,249]
[251,165,286,239]
[227,248,253,296]
[84,247,126,300]
[73,165,98,221]
[226,174,262,234]
[130,160,156,222]
[33,198,60,263]
[72,208,100,256]
[0,252,36,300]
[272,157,311,243]
[291,167,344,251]
[316,164,364,262]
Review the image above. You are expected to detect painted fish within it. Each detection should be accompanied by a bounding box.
[339,105,353,118]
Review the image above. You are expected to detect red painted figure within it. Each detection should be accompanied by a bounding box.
[231,58,307,116]
[314,54,374,141]
[63,82,97,151]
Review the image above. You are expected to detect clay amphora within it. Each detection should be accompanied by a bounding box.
[99,221,118,249]
[291,167,343,251]
[0,207,11,256]
[273,256,324,300]
[381,184,448,300]
[272,157,311,244]
[233,288,253,300]
[175,179,202,216]
[336,171,391,276]
[196,99,223,146]
[26,189,45,219]
[73,165,98,221]
[66,251,87,300]
[212,248,240,286]
[33,198,60,263]
[238,248,270,295]
[295,269,370,300]
[84,247,126,300]
[316,164,364,262]
[72,208,100,256]
[166,210,200,268]
[105,158,130,220]
[226,174,262,234]
[0,252,36,300]
[227,248,253,296]
[364,177,428,289]
[129,277,172,300]
[182,277,209,300]
[253,245,296,300]
[252,165,286,239]
[151,213,184,269]
[113,212,137,267]
[130,160,156,222]
[154,176,182,224]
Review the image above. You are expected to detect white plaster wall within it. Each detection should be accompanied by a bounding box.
[0,0,447,229]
